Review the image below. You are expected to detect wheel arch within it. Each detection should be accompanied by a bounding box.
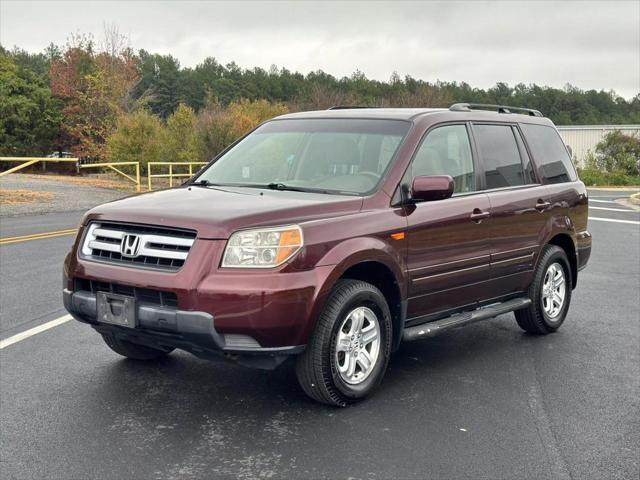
[309,237,408,351]
[338,261,405,352]
[547,233,578,289]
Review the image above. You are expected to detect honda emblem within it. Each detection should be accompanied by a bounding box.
[120,234,141,258]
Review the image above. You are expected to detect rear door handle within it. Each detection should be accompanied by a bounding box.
[470,208,490,223]
[535,200,551,212]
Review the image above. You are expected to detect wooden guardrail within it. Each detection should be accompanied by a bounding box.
[147,162,207,190]
[0,157,141,192]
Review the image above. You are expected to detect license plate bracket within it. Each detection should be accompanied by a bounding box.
[96,292,137,328]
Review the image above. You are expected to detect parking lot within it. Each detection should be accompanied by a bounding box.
[1,188,638,479]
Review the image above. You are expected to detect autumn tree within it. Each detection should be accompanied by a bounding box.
[196,98,288,160]
[50,33,138,160]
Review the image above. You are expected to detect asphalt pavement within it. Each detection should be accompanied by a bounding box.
[0,189,638,479]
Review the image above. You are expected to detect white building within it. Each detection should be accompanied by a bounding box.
[556,125,640,167]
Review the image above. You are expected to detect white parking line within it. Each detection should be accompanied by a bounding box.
[589,199,618,204]
[588,217,640,225]
[589,196,635,199]
[0,314,72,349]
[589,206,636,212]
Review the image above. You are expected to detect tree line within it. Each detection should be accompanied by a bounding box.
[1,30,639,168]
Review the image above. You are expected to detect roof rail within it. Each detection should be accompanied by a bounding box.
[449,103,543,117]
[327,105,375,110]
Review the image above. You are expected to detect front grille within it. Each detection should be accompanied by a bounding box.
[81,221,196,271]
[74,278,178,308]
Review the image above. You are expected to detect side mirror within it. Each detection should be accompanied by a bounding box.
[411,175,454,202]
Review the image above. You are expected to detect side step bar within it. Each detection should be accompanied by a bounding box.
[403,297,532,342]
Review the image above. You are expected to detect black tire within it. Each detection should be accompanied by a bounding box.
[515,244,572,334]
[101,333,174,361]
[296,279,393,407]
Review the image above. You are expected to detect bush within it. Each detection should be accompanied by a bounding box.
[586,131,640,176]
[577,168,640,186]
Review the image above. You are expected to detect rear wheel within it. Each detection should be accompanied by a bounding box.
[101,334,174,361]
[296,279,392,407]
[515,245,572,334]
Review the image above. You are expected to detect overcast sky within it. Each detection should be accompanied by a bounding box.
[1,0,638,98]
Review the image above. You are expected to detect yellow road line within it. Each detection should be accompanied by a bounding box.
[0,228,77,245]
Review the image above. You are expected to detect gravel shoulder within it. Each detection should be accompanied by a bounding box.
[0,174,131,218]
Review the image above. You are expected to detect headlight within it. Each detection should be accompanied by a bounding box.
[221,225,303,268]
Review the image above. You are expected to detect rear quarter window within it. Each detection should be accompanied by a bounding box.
[520,124,577,183]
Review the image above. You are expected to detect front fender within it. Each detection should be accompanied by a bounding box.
[316,236,407,297]
[298,236,408,344]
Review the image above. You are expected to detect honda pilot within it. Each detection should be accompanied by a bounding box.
[63,104,592,406]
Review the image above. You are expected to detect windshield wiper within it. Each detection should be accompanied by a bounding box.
[190,179,218,188]
[189,181,358,196]
[266,182,311,192]
[266,183,349,195]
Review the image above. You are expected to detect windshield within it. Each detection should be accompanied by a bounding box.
[196,118,411,195]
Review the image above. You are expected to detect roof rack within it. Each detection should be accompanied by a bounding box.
[449,103,543,117]
[327,105,376,110]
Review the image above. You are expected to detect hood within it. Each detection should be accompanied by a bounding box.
[84,186,364,238]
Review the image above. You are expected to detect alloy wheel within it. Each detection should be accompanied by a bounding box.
[335,306,381,385]
[541,262,566,319]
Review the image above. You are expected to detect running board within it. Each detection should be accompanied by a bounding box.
[403,297,532,342]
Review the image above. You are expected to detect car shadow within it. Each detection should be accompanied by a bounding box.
[85,313,557,417]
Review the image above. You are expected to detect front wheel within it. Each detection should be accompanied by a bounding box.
[296,279,392,407]
[515,245,572,334]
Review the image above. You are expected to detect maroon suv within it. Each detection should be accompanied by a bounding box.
[63,104,592,406]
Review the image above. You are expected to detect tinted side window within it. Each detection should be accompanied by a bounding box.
[474,124,525,189]
[411,125,475,193]
[520,124,577,183]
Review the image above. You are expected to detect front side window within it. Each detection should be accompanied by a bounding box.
[410,125,476,193]
[520,124,577,183]
[474,124,525,189]
[197,119,411,195]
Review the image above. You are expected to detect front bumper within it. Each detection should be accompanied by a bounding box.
[63,288,304,369]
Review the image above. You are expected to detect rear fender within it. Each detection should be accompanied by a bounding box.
[538,213,578,287]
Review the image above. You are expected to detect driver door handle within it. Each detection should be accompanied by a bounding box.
[470,208,490,223]
[535,200,551,212]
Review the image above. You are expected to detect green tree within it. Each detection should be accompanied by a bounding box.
[133,50,181,118]
[161,103,200,162]
[0,51,62,156]
[106,109,163,172]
